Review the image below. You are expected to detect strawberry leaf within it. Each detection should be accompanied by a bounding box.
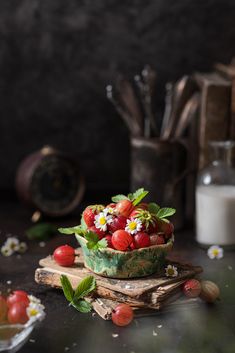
[84,232,107,250]
[132,190,149,206]
[60,275,74,302]
[157,207,176,219]
[148,202,160,214]
[71,300,92,313]
[111,194,129,203]
[74,276,96,300]
[84,231,99,243]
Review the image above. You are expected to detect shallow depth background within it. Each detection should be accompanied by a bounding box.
[1,0,235,197]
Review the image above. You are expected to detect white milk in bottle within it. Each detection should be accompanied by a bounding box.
[196,185,235,245]
[196,141,235,247]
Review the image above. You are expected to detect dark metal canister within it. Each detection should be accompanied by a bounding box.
[15,146,85,217]
[130,137,187,230]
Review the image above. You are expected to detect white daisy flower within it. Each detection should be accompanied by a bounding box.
[18,242,28,254]
[165,264,178,277]
[1,245,14,257]
[5,237,20,252]
[103,207,116,216]
[26,303,45,323]
[125,218,142,235]
[94,212,113,232]
[207,245,223,259]
[28,295,41,305]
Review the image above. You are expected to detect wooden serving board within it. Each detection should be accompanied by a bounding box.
[35,249,202,307]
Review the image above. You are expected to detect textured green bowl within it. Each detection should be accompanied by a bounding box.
[75,234,174,279]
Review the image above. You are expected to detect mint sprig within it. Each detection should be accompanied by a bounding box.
[58,227,107,250]
[112,188,149,206]
[60,275,96,313]
[147,203,176,220]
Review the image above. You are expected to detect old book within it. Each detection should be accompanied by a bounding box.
[194,72,231,169]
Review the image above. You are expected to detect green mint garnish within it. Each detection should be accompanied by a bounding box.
[112,188,149,206]
[60,275,96,313]
[156,207,176,219]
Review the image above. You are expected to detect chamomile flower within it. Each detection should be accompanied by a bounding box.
[207,245,223,259]
[26,303,45,323]
[94,212,113,232]
[28,295,42,305]
[1,245,14,257]
[103,207,116,216]
[5,237,20,252]
[165,264,178,277]
[18,242,28,254]
[125,218,142,235]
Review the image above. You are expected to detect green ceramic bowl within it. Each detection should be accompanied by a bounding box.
[75,234,174,279]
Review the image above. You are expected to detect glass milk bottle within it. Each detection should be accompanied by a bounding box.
[196,141,235,247]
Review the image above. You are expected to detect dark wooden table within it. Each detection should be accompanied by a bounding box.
[1,201,235,353]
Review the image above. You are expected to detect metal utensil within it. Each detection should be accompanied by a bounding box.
[174,92,200,138]
[142,65,158,136]
[160,82,174,138]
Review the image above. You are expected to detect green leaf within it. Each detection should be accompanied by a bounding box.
[111,194,129,203]
[148,202,160,214]
[71,300,92,313]
[132,188,145,199]
[87,241,97,250]
[60,275,74,302]
[74,276,96,300]
[26,223,57,241]
[84,231,99,243]
[132,191,149,206]
[97,238,108,248]
[127,193,134,200]
[80,216,87,231]
[157,207,176,219]
[58,225,84,236]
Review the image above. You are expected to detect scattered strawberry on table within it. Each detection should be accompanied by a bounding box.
[59,188,176,252]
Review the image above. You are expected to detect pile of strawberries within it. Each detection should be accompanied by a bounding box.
[82,196,174,251]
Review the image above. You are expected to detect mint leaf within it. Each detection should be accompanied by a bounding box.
[112,194,129,203]
[84,231,99,243]
[97,238,108,248]
[26,223,57,241]
[74,276,96,299]
[127,193,134,200]
[60,275,74,302]
[71,300,92,313]
[157,207,176,219]
[132,191,149,206]
[58,226,84,236]
[148,202,160,214]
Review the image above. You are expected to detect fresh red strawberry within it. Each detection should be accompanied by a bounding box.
[157,220,174,238]
[115,200,134,218]
[105,235,114,248]
[89,226,106,239]
[133,232,150,249]
[106,203,116,209]
[83,204,104,227]
[129,208,157,234]
[109,216,127,233]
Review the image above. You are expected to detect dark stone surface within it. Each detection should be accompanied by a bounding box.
[1,0,235,194]
[0,201,235,353]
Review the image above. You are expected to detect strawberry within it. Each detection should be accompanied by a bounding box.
[89,226,106,239]
[108,215,127,233]
[83,204,105,227]
[129,208,157,234]
[115,200,134,218]
[105,235,114,248]
[133,232,150,248]
[157,219,174,238]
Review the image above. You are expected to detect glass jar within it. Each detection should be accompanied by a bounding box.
[196,141,235,247]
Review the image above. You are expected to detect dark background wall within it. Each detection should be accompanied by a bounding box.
[1,0,235,197]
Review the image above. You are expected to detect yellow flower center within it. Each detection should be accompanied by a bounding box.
[99,217,106,225]
[29,309,38,317]
[212,249,219,256]
[129,221,137,231]
[167,268,174,276]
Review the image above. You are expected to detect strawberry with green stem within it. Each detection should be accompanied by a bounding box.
[82,204,105,228]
